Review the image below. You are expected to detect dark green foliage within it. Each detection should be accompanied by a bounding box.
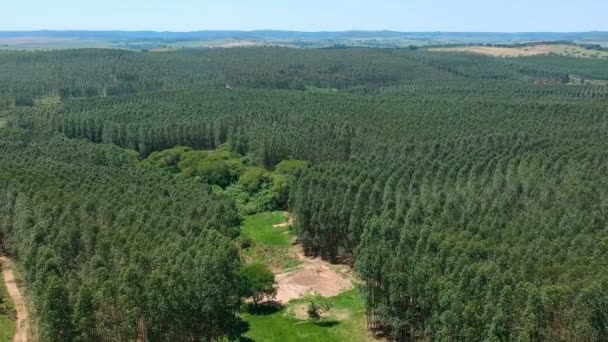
[41,275,75,341]
[307,295,333,321]
[239,262,277,305]
[0,132,244,341]
[4,46,606,110]
[2,47,608,341]
[513,55,608,80]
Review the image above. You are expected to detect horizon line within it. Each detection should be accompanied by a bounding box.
[0,29,607,34]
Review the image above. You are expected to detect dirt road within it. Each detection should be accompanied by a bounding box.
[1,257,28,342]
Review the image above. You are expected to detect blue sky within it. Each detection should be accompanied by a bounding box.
[2,0,607,32]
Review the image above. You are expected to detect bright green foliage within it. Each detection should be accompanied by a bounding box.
[274,160,310,175]
[142,145,192,172]
[144,146,287,214]
[307,294,333,321]
[241,212,291,248]
[240,167,270,194]
[240,212,299,272]
[272,160,309,209]
[240,263,277,305]
[178,149,244,187]
[243,290,370,342]
[144,145,245,187]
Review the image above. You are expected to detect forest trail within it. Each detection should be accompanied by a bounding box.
[1,257,29,342]
[272,211,294,229]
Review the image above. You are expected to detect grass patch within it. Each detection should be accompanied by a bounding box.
[242,212,291,248]
[242,290,373,342]
[0,269,16,341]
[241,211,300,271]
[0,118,6,128]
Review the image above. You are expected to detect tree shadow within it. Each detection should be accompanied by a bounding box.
[245,301,283,316]
[314,320,340,328]
[228,318,250,341]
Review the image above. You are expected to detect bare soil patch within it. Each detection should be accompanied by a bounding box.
[275,245,354,304]
[1,257,28,342]
[430,44,608,58]
[209,41,264,48]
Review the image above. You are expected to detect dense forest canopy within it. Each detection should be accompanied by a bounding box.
[2,47,608,109]
[0,46,607,341]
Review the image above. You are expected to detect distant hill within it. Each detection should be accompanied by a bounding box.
[1,30,607,42]
[1,30,607,51]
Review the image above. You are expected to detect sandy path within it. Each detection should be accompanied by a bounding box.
[273,211,294,229]
[1,257,28,342]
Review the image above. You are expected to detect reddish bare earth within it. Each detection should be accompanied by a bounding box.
[274,245,354,304]
[1,257,28,342]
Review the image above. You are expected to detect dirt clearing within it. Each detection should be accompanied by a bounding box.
[209,40,264,48]
[1,257,28,342]
[430,44,608,58]
[275,245,354,304]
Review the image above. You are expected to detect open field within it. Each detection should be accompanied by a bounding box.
[0,37,111,50]
[241,212,301,273]
[275,245,354,304]
[431,44,608,58]
[242,290,377,342]
[240,211,365,341]
[241,212,293,248]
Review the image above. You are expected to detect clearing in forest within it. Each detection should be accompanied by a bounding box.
[209,40,264,48]
[0,118,6,128]
[241,212,375,341]
[241,211,354,303]
[274,246,354,304]
[430,44,608,58]
[0,257,28,342]
[243,290,377,342]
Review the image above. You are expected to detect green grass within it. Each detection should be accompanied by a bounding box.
[242,290,373,342]
[240,214,372,340]
[0,270,16,342]
[241,211,300,271]
[242,211,291,248]
[0,118,6,129]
